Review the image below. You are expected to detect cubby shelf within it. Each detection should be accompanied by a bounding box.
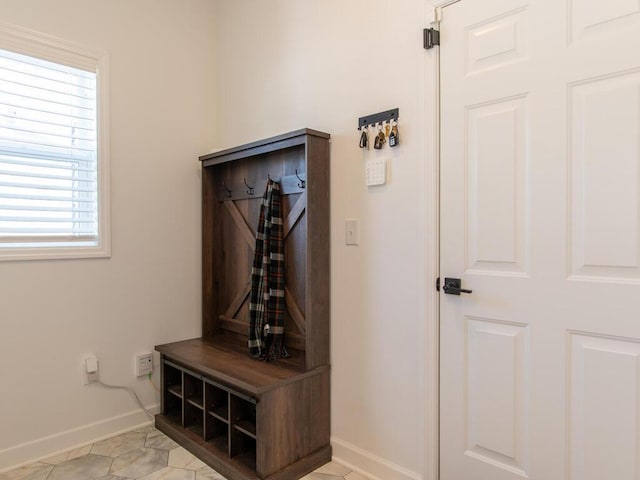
[167,385,182,398]
[159,360,258,472]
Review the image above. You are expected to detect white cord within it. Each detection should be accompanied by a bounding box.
[97,381,154,419]
[148,373,160,393]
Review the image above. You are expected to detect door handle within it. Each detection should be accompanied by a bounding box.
[442,278,472,295]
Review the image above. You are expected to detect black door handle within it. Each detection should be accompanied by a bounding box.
[442,278,472,295]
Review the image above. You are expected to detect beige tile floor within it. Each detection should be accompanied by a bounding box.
[0,426,368,480]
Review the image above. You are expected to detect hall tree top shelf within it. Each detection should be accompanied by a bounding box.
[155,128,331,480]
[199,128,330,165]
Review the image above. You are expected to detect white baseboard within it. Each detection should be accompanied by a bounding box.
[0,404,159,473]
[331,436,422,480]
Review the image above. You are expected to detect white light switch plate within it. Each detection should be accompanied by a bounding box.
[366,158,386,186]
[345,219,359,245]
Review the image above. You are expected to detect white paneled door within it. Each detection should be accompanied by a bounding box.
[439,0,640,479]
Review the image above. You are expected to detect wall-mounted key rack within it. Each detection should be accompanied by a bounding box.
[357,108,399,130]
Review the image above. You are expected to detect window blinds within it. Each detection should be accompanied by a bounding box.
[0,48,98,247]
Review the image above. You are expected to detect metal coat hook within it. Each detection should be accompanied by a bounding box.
[295,169,306,189]
[244,178,254,195]
[222,181,232,198]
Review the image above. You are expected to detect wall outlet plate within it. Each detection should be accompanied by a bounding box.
[136,353,153,377]
[82,355,99,385]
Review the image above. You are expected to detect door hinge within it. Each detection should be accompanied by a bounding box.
[424,28,440,50]
[436,277,441,292]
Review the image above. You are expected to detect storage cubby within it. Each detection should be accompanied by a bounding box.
[162,363,182,425]
[205,382,229,422]
[164,362,182,398]
[206,415,229,453]
[230,395,256,438]
[156,129,331,480]
[184,405,204,437]
[231,433,256,471]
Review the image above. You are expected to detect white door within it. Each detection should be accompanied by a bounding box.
[439,0,640,479]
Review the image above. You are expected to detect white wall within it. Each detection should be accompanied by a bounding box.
[0,1,434,477]
[0,0,216,470]
[213,2,429,478]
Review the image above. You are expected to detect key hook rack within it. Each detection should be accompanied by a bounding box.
[358,108,399,130]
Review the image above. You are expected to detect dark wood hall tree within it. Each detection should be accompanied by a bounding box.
[155,129,331,480]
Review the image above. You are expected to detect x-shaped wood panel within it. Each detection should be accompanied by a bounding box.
[221,192,307,335]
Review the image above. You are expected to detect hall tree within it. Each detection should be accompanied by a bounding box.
[156,129,331,480]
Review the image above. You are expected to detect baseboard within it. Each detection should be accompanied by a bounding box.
[331,437,422,480]
[0,403,159,473]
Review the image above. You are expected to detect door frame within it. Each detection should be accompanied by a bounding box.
[423,2,460,480]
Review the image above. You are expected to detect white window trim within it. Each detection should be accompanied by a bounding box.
[0,21,110,261]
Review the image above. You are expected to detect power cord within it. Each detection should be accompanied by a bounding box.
[148,372,160,392]
[97,380,154,419]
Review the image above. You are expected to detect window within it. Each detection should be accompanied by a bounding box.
[0,24,109,260]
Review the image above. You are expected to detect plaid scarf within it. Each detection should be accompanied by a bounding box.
[248,179,288,360]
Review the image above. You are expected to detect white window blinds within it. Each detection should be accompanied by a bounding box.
[0,47,99,250]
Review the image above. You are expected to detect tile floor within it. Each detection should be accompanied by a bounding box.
[0,425,368,480]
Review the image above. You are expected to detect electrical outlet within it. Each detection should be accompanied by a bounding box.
[82,355,99,385]
[136,353,153,377]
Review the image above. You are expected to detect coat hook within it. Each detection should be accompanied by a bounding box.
[295,169,306,189]
[244,177,254,195]
[267,173,272,181]
[223,181,232,198]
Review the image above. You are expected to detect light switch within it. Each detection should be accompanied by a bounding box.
[345,219,359,246]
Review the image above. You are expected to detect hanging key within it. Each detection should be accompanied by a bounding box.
[384,121,391,139]
[359,126,369,149]
[389,121,399,147]
[374,124,386,149]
